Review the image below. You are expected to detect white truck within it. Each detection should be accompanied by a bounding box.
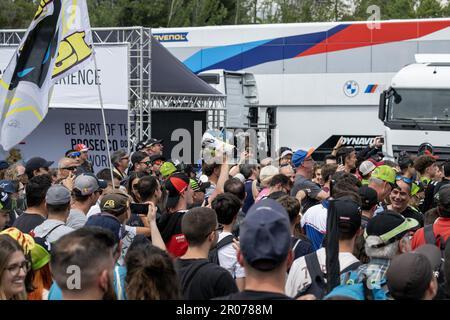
[379,54,450,159]
[155,18,450,160]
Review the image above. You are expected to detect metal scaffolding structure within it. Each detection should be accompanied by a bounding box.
[0,27,226,152]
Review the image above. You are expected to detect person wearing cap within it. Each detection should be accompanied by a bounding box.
[158,173,193,257]
[414,155,440,213]
[24,157,54,179]
[0,187,11,231]
[73,144,94,174]
[286,198,362,298]
[143,138,164,157]
[130,151,150,174]
[278,147,293,166]
[159,161,177,180]
[359,160,377,185]
[13,175,52,234]
[386,245,441,300]
[111,150,130,181]
[291,148,329,214]
[387,177,424,227]
[352,210,419,298]
[56,157,79,181]
[411,186,450,250]
[255,165,279,202]
[189,178,209,208]
[367,165,396,206]
[149,154,166,178]
[353,186,379,263]
[66,174,107,230]
[335,147,358,174]
[215,200,293,300]
[32,185,74,243]
[174,207,238,300]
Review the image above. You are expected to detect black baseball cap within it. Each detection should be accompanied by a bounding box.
[334,198,362,232]
[359,186,378,211]
[365,210,419,247]
[145,138,163,147]
[150,154,166,164]
[25,157,54,173]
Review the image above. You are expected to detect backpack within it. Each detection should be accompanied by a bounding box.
[208,235,235,265]
[325,271,389,300]
[294,251,361,299]
[424,224,447,257]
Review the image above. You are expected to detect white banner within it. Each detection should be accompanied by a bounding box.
[0,108,128,172]
[0,44,129,110]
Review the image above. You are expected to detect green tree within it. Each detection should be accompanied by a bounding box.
[416,0,443,18]
[0,0,36,28]
[386,0,416,19]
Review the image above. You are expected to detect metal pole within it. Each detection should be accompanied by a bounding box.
[93,49,116,188]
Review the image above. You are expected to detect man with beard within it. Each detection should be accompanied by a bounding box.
[50,227,119,300]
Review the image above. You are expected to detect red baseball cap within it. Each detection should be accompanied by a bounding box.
[74,144,91,152]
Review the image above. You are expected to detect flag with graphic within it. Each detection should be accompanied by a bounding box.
[0,0,93,150]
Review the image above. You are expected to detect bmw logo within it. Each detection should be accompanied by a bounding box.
[343,80,359,97]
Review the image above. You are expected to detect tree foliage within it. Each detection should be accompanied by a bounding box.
[1,0,450,29]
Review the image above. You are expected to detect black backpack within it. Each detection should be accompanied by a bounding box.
[208,235,235,265]
[294,251,361,299]
[423,224,447,257]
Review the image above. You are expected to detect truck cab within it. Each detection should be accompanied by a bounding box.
[379,54,450,159]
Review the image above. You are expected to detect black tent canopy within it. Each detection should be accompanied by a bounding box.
[151,38,221,95]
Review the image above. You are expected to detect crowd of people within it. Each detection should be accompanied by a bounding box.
[0,136,449,301]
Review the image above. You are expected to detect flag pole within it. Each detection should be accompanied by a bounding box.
[92,49,116,189]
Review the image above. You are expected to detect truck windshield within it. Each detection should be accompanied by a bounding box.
[388,88,450,122]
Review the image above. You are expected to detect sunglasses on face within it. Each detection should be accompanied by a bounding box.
[68,152,81,158]
[62,166,77,171]
[205,224,224,238]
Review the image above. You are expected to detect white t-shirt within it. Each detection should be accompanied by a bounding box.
[217,232,245,279]
[87,203,101,218]
[66,208,87,229]
[285,247,360,297]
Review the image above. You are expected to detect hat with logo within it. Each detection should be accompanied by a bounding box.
[189,178,210,193]
[160,161,177,178]
[386,250,437,300]
[25,157,54,173]
[292,148,315,168]
[100,192,130,216]
[365,210,419,247]
[165,173,190,208]
[359,160,377,176]
[0,160,9,170]
[359,186,378,210]
[371,165,396,185]
[145,138,163,147]
[74,173,107,196]
[73,143,91,152]
[240,199,291,271]
[334,198,362,229]
[0,190,11,211]
[46,185,71,205]
[414,244,442,275]
[0,180,16,194]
